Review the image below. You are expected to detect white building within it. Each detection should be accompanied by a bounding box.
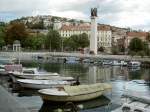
[43,19,52,28]
[59,24,112,52]
[53,21,62,30]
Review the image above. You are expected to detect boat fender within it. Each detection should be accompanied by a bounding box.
[63,102,78,112]
[77,104,84,110]
[54,108,63,112]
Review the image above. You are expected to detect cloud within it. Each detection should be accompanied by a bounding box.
[0,0,150,30]
[50,10,88,20]
[97,0,150,30]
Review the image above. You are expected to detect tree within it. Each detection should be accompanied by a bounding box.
[0,26,5,49]
[80,20,84,23]
[64,33,89,51]
[25,33,46,50]
[111,46,119,55]
[128,51,136,57]
[146,33,150,42]
[45,29,61,51]
[63,35,77,51]
[137,51,145,58]
[68,19,75,23]
[143,41,150,56]
[129,38,143,52]
[5,22,28,46]
[79,33,89,48]
[29,20,45,29]
[0,22,6,26]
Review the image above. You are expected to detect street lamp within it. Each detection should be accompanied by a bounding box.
[61,38,63,52]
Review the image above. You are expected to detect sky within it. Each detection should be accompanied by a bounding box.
[0,0,150,31]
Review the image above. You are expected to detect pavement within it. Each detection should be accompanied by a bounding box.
[0,85,30,112]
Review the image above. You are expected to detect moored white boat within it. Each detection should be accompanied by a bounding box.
[11,75,74,83]
[39,83,112,102]
[128,61,141,67]
[33,76,74,81]
[0,64,22,75]
[10,68,59,79]
[66,57,78,63]
[112,60,127,66]
[102,60,112,65]
[17,79,73,89]
[0,65,6,75]
[112,87,150,112]
[112,99,150,112]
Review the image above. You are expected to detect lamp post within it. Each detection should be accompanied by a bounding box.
[13,40,21,64]
[18,44,21,64]
[61,38,63,52]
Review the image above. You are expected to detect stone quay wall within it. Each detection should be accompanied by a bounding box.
[0,52,150,62]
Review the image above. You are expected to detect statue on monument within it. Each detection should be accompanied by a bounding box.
[91,8,97,17]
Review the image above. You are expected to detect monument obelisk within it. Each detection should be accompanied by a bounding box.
[90,8,98,55]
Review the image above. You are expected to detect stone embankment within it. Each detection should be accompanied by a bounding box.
[0,51,150,63]
[0,85,29,112]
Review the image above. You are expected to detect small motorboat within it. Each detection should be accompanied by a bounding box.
[9,68,75,83]
[102,60,112,65]
[33,76,74,81]
[128,61,141,67]
[132,80,149,84]
[10,68,59,79]
[112,60,127,66]
[17,79,73,89]
[112,99,150,112]
[112,90,150,112]
[39,83,112,102]
[0,64,22,75]
[10,75,74,83]
[66,57,78,64]
[0,65,7,75]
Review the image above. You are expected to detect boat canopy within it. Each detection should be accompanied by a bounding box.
[64,83,112,96]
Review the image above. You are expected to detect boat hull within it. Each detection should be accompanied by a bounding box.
[0,71,8,75]
[40,90,103,102]
[13,74,59,79]
[17,79,72,89]
[19,83,69,89]
[10,74,74,83]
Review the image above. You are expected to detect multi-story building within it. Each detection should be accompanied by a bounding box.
[111,26,128,46]
[43,19,52,28]
[58,24,112,52]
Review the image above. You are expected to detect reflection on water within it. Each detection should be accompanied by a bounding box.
[0,61,150,112]
[39,96,111,112]
[12,88,39,97]
[21,61,150,83]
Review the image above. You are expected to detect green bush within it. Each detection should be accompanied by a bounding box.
[129,51,136,57]
[137,51,145,58]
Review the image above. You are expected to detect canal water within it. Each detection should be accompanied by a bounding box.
[0,60,150,112]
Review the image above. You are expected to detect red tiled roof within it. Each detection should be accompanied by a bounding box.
[127,32,148,38]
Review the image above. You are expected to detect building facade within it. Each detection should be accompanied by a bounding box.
[58,24,112,52]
